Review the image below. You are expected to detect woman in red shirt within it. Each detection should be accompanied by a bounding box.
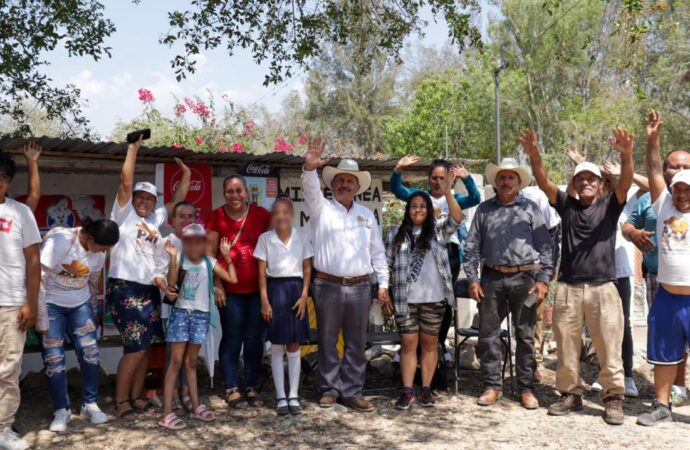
[206,174,271,408]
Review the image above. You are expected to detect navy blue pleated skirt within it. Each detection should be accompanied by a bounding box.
[267,277,309,345]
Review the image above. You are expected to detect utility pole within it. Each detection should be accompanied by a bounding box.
[493,62,507,162]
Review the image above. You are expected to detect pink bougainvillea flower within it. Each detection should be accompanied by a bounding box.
[195,137,204,145]
[211,117,217,124]
[138,88,154,104]
[297,132,308,145]
[174,103,186,117]
[231,142,244,153]
[242,120,256,137]
[274,138,294,153]
[171,143,183,149]
[184,97,211,118]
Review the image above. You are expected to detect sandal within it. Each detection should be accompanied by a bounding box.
[171,399,184,415]
[115,400,137,421]
[276,398,289,416]
[246,388,264,408]
[132,396,157,416]
[190,404,215,422]
[225,389,248,410]
[158,412,186,430]
[288,398,302,415]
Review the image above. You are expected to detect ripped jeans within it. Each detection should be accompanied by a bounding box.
[42,302,100,410]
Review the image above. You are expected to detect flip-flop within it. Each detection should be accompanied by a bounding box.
[190,404,215,422]
[158,412,186,430]
[115,400,137,421]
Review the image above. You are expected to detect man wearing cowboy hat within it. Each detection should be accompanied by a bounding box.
[301,138,390,413]
[521,128,634,425]
[465,157,554,409]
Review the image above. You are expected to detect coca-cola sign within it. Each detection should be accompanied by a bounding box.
[160,163,213,223]
[242,161,279,177]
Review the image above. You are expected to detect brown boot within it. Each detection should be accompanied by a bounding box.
[521,391,539,410]
[547,393,583,416]
[345,398,375,413]
[477,389,503,406]
[319,394,337,408]
[603,397,625,425]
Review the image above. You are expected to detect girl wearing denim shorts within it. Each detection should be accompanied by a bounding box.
[155,224,237,430]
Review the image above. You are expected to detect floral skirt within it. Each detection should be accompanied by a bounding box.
[107,277,164,353]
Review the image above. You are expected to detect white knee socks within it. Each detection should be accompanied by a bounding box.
[271,345,286,400]
[287,350,301,400]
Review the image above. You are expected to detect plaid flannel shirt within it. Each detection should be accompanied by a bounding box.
[386,215,459,317]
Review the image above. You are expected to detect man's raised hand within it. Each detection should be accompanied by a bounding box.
[518,130,541,158]
[608,128,634,157]
[646,110,663,145]
[304,137,329,170]
[565,146,586,165]
[21,142,42,162]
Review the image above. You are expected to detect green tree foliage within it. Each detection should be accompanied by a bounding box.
[0,0,115,138]
[160,0,482,85]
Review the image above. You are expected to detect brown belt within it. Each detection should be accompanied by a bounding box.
[485,263,541,274]
[315,271,371,286]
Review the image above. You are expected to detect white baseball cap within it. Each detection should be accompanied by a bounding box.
[670,170,690,188]
[573,162,602,179]
[182,223,207,239]
[133,181,157,197]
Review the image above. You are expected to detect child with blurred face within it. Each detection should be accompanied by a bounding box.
[157,224,236,430]
[254,197,313,416]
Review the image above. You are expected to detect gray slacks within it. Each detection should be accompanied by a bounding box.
[478,268,537,393]
[312,277,371,400]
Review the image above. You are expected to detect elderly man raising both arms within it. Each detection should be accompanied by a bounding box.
[637,111,690,426]
[302,139,390,413]
[465,158,553,410]
[622,124,690,407]
[522,127,634,425]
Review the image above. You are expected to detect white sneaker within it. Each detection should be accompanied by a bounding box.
[624,377,639,397]
[80,403,108,425]
[49,409,71,432]
[591,380,603,392]
[0,427,30,450]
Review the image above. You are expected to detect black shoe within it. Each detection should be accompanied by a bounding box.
[419,387,436,407]
[396,389,415,410]
[637,401,672,426]
[276,398,289,416]
[288,398,302,415]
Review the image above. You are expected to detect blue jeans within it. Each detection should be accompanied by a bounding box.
[42,302,100,410]
[218,291,264,389]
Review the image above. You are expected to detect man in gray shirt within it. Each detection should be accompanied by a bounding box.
[465,158,553,409]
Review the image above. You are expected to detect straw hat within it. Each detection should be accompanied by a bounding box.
[322,159,372,195]
[485,158,532,190]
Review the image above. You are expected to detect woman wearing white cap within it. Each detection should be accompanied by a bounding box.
[108,135,191,419]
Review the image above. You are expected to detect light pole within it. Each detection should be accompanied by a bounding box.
[493,62,508,162]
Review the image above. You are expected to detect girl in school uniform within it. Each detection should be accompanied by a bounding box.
[155,223,237,430]
[254,197,313,415]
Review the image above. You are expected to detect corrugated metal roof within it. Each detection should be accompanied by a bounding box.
[0,136,487,169]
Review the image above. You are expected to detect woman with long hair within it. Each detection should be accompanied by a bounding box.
[386,174,463,410]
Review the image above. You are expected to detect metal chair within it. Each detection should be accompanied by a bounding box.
[453,317,515,395]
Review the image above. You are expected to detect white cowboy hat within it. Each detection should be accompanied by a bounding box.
[322,159,372,195]
[485,157,532,190]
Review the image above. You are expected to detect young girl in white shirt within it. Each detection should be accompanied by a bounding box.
[156,223,237,430]
[254,196,313,415]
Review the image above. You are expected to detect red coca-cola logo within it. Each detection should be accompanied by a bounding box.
[169,167,206,204]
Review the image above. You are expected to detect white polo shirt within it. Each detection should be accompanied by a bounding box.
[254,228,314,278]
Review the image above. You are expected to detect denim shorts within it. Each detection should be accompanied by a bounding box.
[166,307,210,345]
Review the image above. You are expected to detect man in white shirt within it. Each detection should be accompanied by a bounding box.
[302,139,390,412]
[638,111,690,426]
[0,152,41,450]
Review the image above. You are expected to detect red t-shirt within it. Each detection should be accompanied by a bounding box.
[205,204,271,294]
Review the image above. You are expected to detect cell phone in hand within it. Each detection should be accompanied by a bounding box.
[126,128,151,143]
[524,291,539,308]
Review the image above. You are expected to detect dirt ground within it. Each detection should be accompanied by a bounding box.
[14,330,690,450]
